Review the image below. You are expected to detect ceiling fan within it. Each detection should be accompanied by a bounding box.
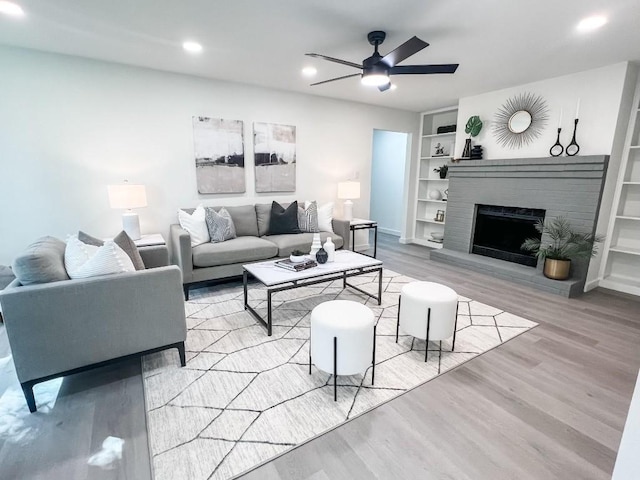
[306,31,459,91]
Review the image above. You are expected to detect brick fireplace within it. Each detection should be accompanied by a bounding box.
[431,155,608,297]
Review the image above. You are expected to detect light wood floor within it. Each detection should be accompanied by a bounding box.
[0,233,638,479]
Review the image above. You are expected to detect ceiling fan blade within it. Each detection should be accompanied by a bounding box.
[390,64,459,75]
[381,36,429,67]
[310,73,361,86]
[305,53,362,69]
[378,82,391,92]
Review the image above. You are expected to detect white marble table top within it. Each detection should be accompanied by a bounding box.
[244,250,382,287]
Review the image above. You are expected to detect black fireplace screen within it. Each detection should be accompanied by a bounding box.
[471,205,545,267]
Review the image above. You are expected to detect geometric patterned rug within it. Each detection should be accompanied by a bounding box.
[142,269,537,480]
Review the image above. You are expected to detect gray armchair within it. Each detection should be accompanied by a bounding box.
[0,265,187,412]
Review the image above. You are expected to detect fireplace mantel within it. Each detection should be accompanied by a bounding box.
[431,155,609,297]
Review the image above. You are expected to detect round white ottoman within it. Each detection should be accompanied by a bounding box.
[310,300,376,401]
[396,281,459,362]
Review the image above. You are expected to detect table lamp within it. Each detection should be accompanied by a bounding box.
[337,181,360,221]
[107,182,147,240]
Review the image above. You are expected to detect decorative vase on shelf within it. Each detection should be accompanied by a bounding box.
[310,233,322,256]
[316,247,328,264]
[323,237,336,262]
[461,138,472,159]
[428,190,442,200]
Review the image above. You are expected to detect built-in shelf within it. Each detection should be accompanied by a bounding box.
[610,246,640,256]
[416,218,446,225]
[598,76,640,296]
[412,106,458,249]
[422,132,456,139]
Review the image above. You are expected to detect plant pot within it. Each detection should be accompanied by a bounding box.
[543,258,571,280]
[439,170,447,179]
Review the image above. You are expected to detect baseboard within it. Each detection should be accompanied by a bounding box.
[399,237,413,244]
[584,278,600,292]
[377,227,400,236]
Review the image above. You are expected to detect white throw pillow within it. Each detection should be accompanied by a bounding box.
[307,201,334,233]
[65,235,135,279]
[178,205,210,247]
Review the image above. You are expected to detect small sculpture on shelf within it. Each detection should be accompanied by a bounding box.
[434,210,445,222]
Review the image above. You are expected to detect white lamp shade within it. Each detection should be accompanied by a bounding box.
[108,184,147,210]
[337,181,361,200]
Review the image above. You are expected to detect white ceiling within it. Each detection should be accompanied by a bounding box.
[1,0,640,112]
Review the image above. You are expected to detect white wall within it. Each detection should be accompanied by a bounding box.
[0,47,419,264]
[454,62,636,286]
[370,130,408,236]
[455,62,630,160]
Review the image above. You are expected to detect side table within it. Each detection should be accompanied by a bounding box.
[135,234,169,268]
[349,219,378,258]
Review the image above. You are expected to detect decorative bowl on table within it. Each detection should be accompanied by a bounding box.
[289,250,307,263]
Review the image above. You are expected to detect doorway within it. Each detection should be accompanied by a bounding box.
[370,129,410,237]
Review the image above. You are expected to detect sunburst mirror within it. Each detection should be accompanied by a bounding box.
[492,92,549,149]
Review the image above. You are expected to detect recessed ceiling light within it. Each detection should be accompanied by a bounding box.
[302,66,317,77]
[576,15,607,32]
[182,41,203,54]
[390,84,398,91]
[0,1,25,17]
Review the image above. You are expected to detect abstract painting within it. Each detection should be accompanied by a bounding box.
[253,122,296,192]
[192,117,245,194]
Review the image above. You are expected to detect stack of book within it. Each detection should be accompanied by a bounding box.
[275,259,318,272]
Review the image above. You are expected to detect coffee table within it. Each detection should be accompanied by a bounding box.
[243,250,383,336]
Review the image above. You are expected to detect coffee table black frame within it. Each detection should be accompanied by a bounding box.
[243,265,383,336]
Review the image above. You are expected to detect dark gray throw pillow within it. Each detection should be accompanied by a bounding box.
[78,230,146,271]
[269,201,301,235]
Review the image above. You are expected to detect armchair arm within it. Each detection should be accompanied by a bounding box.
[332,218,351,250]
[0,266,186,383]
[170,224,193,283]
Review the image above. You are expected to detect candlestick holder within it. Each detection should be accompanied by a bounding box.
[549,128,564,157]
[566,119,580,156]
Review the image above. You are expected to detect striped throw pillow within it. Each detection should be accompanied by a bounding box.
[298,201,319,233]
[205,207,237,243]
[64,235,135,279]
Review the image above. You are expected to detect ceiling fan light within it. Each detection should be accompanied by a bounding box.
[361,73,390,86]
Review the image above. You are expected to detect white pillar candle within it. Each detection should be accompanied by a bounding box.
[558,108,563,128]
[575,98,581,119]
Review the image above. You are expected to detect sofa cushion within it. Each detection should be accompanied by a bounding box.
[65,236,135,279]
[225,205,259,237]
[192,236,278,268]
[12,236,70,285]
[269,201,301,235]
[264,232,344,257]
[205,207,237,243]
[255,203,272,237]
[78,230,146,271]
[178,205,210,246]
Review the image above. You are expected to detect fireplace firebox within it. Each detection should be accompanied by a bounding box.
[471,205,545,267]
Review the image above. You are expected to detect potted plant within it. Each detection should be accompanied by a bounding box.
[433,164,449,179]
[521,216,603,280]
[462,115,483,158]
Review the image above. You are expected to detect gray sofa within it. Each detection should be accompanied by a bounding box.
[0,246,187,413]
[171,203,350,299]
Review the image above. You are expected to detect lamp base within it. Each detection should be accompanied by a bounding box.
[122,212,141,240]
[343,200,354,222]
